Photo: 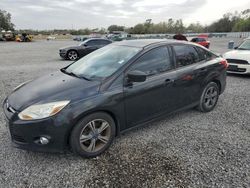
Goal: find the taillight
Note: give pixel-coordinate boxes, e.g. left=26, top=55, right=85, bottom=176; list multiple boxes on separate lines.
left=220, top=60, right=228, bottom=69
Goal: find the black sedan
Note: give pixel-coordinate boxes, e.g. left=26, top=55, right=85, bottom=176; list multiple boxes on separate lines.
left=3, top=39, right=227, bottom=158
left=59, top=38, right=112, bottom=60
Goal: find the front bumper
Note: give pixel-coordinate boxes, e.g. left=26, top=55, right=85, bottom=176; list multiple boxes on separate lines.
left=3, top=99, right=72, bottom=153
left=59, top=51, right=67, bottom=59
left=227, top=63, right=250, bottom=75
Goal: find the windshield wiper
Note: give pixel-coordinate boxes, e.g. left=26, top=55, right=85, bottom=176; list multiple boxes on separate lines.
left=238, top=48, right=249, bottom=50
left=61, top=68, right=90, bottom=81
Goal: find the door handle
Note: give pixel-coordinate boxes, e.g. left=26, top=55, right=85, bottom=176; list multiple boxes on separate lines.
left=197, top=68, right=207, bottom=73
left=165, top=79, right=174, bottom=85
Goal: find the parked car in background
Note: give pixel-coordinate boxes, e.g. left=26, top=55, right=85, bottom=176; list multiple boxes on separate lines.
left=59, top=38, right=112, bottom=60
left=73, top=36, right=88, bottom=41
left=223, top=37, right=250, bottom=75
left=0, top=34, right=5, bottom=41
left=47, top=36, right=56, bottom=40
left=191, top=37, right=210, bottom=48
left=107, top=31, right=129, bottom=41
left=3, top=39, right=227, bottom=158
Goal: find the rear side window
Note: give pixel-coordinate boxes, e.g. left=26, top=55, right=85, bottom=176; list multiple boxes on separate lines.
left=86, top=40, right=100, bottom=46
left=130, top=46, right=173, bottom=76
left=100, top=40, right=111, bottom=45
left=173, top=45, right=199, bottom=67
left=196, top=47, right=216, bottom=61
left=197, top=38, right=206, bottom=42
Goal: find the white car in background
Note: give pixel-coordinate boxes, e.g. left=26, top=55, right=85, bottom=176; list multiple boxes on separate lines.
left=223, top=38, right=250, bottom=75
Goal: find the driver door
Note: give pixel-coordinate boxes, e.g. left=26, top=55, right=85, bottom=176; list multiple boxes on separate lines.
left=123, top=46, right=178, bottom=128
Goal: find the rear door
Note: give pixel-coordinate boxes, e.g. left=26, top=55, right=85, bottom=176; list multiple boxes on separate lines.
left=124, top=46, right=178, bottom=127
left=99, top=40, right=111, bottom=48
left=171, top=44, right=209, bottom=108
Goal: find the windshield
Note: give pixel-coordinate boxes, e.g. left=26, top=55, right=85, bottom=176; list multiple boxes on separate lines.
left=65, top=45, right=141, bottom=80
left=238, top=40, right=250, bottom=50
left=79, top=41, right=86, bottom=46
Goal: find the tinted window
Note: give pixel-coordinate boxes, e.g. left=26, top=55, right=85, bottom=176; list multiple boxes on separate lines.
left=66, top=45, right=141, bottom=79
left=100, top=40, right=111, bottom=45
left=130, top=46, right=173, bottom=76
left=191, top=38, right=197, bottom=42
left=196, top=47, right=216, bottom=61
left=173, top=45, right=199, bottom=67
left=86, top=40, right=100, bottom=46
left=197, top=38, right=206, bottom=42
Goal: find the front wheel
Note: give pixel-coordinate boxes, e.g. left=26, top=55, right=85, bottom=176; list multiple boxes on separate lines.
left=67, top=50, right=78, bottom=60
left=197, top=82, right=219, bottom=112
left=70, top=112, right=116, bottom=158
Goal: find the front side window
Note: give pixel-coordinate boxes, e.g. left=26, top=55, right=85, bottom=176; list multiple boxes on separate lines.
left=65, top=45, right=141, bottom=80
left=129, top=46, right=173, bottom=76
left=191, top=38, right=198, bottom=42
left=173, top=45, right=199, bottom=67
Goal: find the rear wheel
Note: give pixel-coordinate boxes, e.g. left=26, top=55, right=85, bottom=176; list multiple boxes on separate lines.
left=67, top=50, right=78, bottom=60
left=70, top=112, right=116, bottom=158
left=197, top=82, right=219, bottom=112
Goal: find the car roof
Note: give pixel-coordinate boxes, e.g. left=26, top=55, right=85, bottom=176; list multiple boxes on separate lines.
left=114, top=39, right=191, bottom=48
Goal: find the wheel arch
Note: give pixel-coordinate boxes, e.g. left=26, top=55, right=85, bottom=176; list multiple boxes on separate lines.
left=202, top=72, right=222, bottom=94
left=210, top=79, right=222, bottom=94
left=67, top=49, right=79, bottom=59
left=66, top=109, right=121, bottom=145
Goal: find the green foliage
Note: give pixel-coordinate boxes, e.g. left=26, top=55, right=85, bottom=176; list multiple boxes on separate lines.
left=187, top=22, right=204, bottom=33
left=107, top=25, right=125, bottom=32
left=127, top=19, right=185, bottom=34
left=233, top=18, right=250, bottom=31
left=0, top=9, right=15, bottom=30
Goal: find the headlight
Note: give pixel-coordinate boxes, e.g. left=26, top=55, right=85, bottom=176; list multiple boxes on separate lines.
left=18, top=101, right=70, bottom=120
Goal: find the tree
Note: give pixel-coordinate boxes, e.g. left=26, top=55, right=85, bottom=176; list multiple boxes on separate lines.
left=133, top=24, right=146, bottom=34
left=207, top=12, right=240, bottom=32
left=0, top=9, right=15, bottom=31
left=173, top=19, right=185, bottom=33
left=107, top=25, right=124, bottom=33
left=187, top=22, right=204, bottom=33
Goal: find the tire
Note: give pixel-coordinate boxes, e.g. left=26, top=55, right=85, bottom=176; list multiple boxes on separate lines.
left=67, top=50, right=78, bottom=60
left=197, top=82, right=219, bottom=112
left=70, top=112, right=116, bottom=158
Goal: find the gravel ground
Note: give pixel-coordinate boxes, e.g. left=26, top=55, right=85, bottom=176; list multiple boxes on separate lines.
left=0, top=38, right=250, bottom=188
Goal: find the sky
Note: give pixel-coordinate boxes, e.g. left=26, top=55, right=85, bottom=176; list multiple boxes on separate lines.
left=0, top=0, right=250, bottom=30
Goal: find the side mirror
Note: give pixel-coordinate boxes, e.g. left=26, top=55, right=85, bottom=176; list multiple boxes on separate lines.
left=83, top=43, right=88, bottom=47
left=127, top=70, right=146, bottom=83
left=234, top=46, right=238, bottom=49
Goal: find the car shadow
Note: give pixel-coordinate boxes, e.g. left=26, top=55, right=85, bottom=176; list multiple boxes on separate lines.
left=227, top=73, right=250, bottom=78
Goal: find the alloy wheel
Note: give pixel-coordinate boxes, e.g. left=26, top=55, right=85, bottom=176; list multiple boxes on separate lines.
left=203, top=86, right=218, bottom=108
left=68, top=51, right=78, bottom=60
left=79, top=119, right=111, bottom=153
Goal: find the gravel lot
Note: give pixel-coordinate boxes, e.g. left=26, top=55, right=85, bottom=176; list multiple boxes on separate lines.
left=0, top=38, right=249, bottom=188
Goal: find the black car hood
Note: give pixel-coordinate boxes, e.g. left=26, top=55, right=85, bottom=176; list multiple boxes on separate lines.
left=8, top=71, right=100, bottom=111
